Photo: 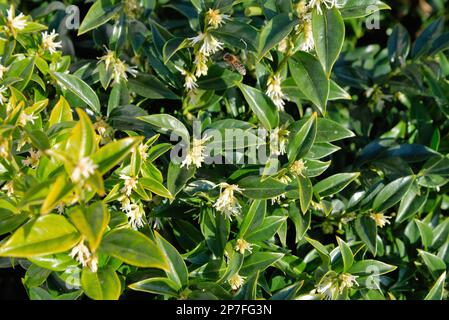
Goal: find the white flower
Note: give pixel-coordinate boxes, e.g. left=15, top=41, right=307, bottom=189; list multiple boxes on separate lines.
left=213, top=183, right=243, bottom=220
left=181, top=136, right=210, bottom=168
left=2, top=181, right=14, bottom=197
left=338, top=273, right=359, bottom=293
left=205, top=8, right=230, bottom=29
left=0, top=86, right=7, bottom=105
left=229, top=273, right=245, bottom=290
left=41, top=30, right=62, bottom=54
left=119, top=174, right=138, bottom=197
left=300, top=17, right=314, bottom=52
left=70, top=240, right=98, bottom=272
left=235, top=239, right=253, bottom=255
left=370, top=213, right=391, bottom=228
left=18, top=112, right=38, bottom=126
left=6, top=6, right=27, bottom=32
left=270, top=127, right=290, bottom=156
left=194, top=53, right=209, bottom=77
left=120, top=197, right=145, bottom=230
left=176, top=66, right=198, bottom=92
left=22, top=149, right=42, bottom=169
left=98, top=49, right=116, bottom=70
left=266, top=74, right=286, bottom=112
left=308, top=0, right=343, bottom=15
left=290, top=159, right=306, bottom=176
left=112, top=59, right=138, bottom=84
left=71, top=157, right=98, bottom=183
left=190, top=32, right=224, bottom=57
left=0, top=64, right=9, bottom=79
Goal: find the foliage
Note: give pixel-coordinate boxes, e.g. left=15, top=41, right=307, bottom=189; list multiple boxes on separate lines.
left=0, top=0, right=449, bottom=300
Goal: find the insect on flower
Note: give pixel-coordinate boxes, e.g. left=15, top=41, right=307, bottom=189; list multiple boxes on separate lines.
left=223, top=53, right=246, bottom=76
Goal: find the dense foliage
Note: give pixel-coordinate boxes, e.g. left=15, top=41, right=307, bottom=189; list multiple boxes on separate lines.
left=0, top=0, right=449, bottom=300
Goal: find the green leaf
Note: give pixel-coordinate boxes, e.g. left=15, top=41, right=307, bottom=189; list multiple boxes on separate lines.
left=257, top=13, right=298, bottom=60
left=154, top=231, right=188, bottom=287
left=238, top=200, right=266, bottom=239
left=140, top=177, right=173, bottom=199
left=128, top=277, right=180, bottom=297
left=92, top=136, right=142, bottom=174
left=167, top=162, right=196, bottom=198
left=289, top=52, right=329, bottom=114
left=128, top=74, right=179, bottom=100
left=0, top=209, right=29, bottom=236
left=78, top=0, right=123, bottom=35
left=138, top=114, right=190, bottom=142
left=48, top=96, right=73, bottom=128
left=200, top=207, right=230, bottom=257
left=162, top=37, right=190, bottom=64
left=40, top=176, right=75, bottom=214
left=396, top=188, right=428, bottom=223
left=81, top=267, right=121, bottom=300
left=355, top=216, right=377, bottom=256
left=315, top=118, right=355, bottom=143
left=237, top=83, right=279, bottom=130
left=373, top=176, right=414, bottom=212
left=288, top=203, right=311, bottom=242
left=287, top=113, right=317, bottom=163
left=51, top=72, right=101, bottom=114
left=312, top=7, right=345, bottom=78
left=69, top=202, right=110, bottom=251
left=297, top=175, right=313, bottom=214
left=239, top=252, right=284, bottom=276
left=197, top=65, right=243, bottom=90
left=0, top=215, right=80, bottom=257
left=340, top=0, right=391, bottom=19
left=349, top=260, right=396, bottom=276
left=245, top=216, right=287, bottom=242
left=387, top=24, right=411, bottom=68
left=239, top=176, right=287, bottom=199
left=414, top=220, right=433, bottom=250
left=305, top=237, right=330, bottom=265
left=314, top=172, right=360, bottom=197
left=418, top=250, right=447, bottom=279
left=100, top=229, right=169, bottom=270
left=425, top=271, right=446, bottom=300
left=336, top=237, right=354, bottom=272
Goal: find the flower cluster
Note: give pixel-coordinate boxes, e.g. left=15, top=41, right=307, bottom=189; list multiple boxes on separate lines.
left=98, top=49, right=138, bottom=85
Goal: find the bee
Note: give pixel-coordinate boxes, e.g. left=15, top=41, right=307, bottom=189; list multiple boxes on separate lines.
left=223, top=53, right=246, bottom=76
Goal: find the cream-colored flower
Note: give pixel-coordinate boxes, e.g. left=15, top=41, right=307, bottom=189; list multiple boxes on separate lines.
left=71, top=157, right=98, bottom=183
left=2, top=181, right=14, bottom=197
left=94, top=117, right=114, bottom=144
left=120, top=197, right=145, bottom=230
left=0, top=139, right=8, bottom=158
left=300, top=17, right=314, bottom=52
left=98, top=49, right=116, bottom=70
left=213, top=183, right=243, bottom=220
left=176, top=66, right=198, bottom=92
left=308, top=0, right=343, bottom=15
left=290, top=159, right=306, bottom=176
left=190, top=32, right=224, bottom=57
left=295, top=0, right=309, bottom=17
left=41, top=30, right=62, bottom=54
left=205, top=8, right=230, bottom=29
left=0, top=86, right=7, bottom=105
left=194, top=53, right=209, bottom=77
left=0, top=64, right=9, bottom=79
left=229, top=273, right=245, bottom=290
left=70, top=239, right=98, bottom=272
left=6, top=6, right=27, bottom=33
left=112, top=59, right=138, bottom=84
left=22, top=149, right=42, bottom=169
left=370, top=213, right=391, bottom=228
left=181, top=136, right=210, bottom=168
left=266, top=74, right=286, bottom=111
left=270, top=127, right=290, bottom=156
left=235, top=239, right=253, bottom=255
left=18, top=112, right=38, bottom=126
left=119, top=174, right=138, bottom=197
left=134, top=143, right=148, bottom=160
left=338, top=273, right=359, bottom=293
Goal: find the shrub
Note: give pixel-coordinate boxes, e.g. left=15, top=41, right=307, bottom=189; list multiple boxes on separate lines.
left=0, top=0, right=448, bottom=300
